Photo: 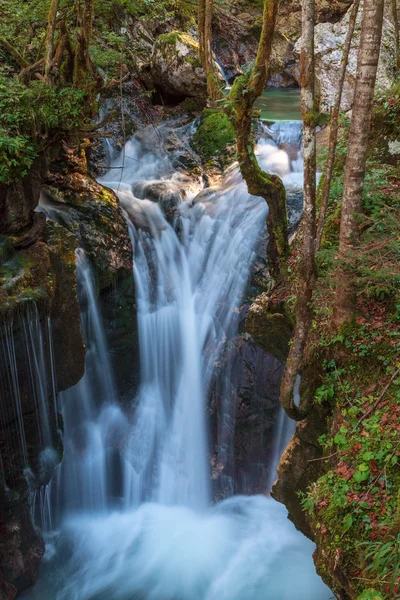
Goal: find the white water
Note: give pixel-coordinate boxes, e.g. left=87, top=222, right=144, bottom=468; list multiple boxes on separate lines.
left=25, top=118, right=331, bottom=599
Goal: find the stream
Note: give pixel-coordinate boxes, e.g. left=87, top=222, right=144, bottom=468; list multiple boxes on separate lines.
left=25, top=99, right=332, bottom=599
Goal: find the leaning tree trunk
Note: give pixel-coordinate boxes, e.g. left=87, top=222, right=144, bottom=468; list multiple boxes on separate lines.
left=315, top=0, right=360, bottom=251
left=279, top=0, right=317, bottom=421
left=228, top=0, right=289, bottom=281
left=334, top=0, right=385, bottom=328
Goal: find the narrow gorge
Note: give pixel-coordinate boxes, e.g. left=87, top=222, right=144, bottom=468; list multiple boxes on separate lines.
left=0, top=1, right=399, bottom=600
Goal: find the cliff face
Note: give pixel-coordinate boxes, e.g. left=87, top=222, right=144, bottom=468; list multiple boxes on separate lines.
left=0, top=137, right=132, bottom=596
left=0, top=223, right=85, bottom=597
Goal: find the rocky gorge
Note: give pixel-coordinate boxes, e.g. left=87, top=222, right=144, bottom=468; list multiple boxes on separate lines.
left=0, top=0, right=399, bottom=599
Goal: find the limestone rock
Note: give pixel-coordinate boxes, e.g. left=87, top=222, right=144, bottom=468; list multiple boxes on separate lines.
left=151, top=31, right=222, bottom=100
left=297, top=4, right=396, bottom=111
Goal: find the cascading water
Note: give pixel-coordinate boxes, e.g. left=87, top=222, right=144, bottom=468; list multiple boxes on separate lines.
left=25, top=114, right=332, bottom=599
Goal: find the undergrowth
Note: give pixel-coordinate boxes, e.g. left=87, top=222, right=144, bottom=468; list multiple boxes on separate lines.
left=300, top=84, right=400, bottom=600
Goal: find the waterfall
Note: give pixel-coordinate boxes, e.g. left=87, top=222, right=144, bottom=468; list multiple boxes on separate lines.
left=50, top=248, right=123, bottom=517
left=23, top=117, right=331, bottom=600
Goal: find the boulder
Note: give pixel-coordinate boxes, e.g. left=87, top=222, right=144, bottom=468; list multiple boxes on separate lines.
left=300, top=3, right=396, bottom=111
left=40, top=146, right=132, bottom=290
left=210, top=333, right=285, bottom=499
left=151, top=31, right=222, bottom=100
left=0, top=504, right=44, bottom=595
left=132, top=180, right=185, bottom=223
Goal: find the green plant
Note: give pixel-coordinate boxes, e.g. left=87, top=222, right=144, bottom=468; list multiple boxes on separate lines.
left=360, top=535, right=400, bottom=596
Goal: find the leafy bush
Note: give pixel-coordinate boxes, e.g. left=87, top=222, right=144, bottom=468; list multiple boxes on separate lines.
left=374, top=82, right=400, bottom=138
left=0, top=74, right=87, bottom=183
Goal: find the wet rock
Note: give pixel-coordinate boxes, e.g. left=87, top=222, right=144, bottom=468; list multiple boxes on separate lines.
left=210, top=333, right=285, bottom=499
left=245, top=293, right=294, bottom=363
left=0, top=145, right=59, bottom=237
left=0, top=504, right=44, bottom=595
left=89, top=78, right=162, bottom=177
left=271, top=407, right=329, bottom=538
left=0, top=580, right=17, bottom=600
left=41, top=147, right=132, bottom=290
left=132, top=180, right=185, bottom=223
left=151, top=31, right=222, bottom=100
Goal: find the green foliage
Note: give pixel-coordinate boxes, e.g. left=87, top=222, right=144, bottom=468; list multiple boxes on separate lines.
left=357, top=591, right=384, bottom=600
left=360, top=535, right=400, bottom=596
left=0, top=73, right=87, bottom=183
left=373, top=82, right=400, bottom=138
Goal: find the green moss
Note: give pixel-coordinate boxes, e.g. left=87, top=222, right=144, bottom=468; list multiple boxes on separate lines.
left=157, top=30, right=197, bottom=49
left=185, top=56, right=201, bottom=69
left=191, top=109, right=235, bottom=161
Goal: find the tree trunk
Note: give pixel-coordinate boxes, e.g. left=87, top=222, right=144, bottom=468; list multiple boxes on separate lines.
left=204, top=0, right=222, bottom=100
left=315, top=0, right=360, bottom=251
left=334, top=0, right=385, bottom=328
left=197, top=0, right=289, bottom=280
left=279, top=0, right=317, bottom=421
left=248, top=0, right=280, bottom=101
left=198, top=0, right=206, bottom=67
left=198, top=0, right=222, bottom=101
left=392, top=0, right=400, bottom=72
left=228, top=0, right=289, bottom=281
left=44, top=0, right=59, bottom=82
left=73, top=0, right=95, bottom=87
left=231, top=94, right=289, bottom=280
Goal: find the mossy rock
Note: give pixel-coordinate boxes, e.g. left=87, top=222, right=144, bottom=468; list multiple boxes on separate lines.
left=191, top=109, right=236, bottom=172
left=42, top=171, right=132, bottom=291
left=151, top=31, right=222, bottom=100
left=245, top=291, right=294, bottom=363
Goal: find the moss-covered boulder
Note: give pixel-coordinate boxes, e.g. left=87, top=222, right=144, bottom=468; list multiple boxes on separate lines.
left=41, top=147, right=132, bottom=290
left=191, top=109, right=236, bottom=174
left=151, top=31, right=222, bottom=100
left=245, top=292, right=294, bottom=363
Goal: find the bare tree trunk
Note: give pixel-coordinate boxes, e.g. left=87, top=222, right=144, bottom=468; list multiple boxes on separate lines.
left=279, top=0, right=317, bottom=421
left=44, top=0, right=59, bottom=82
left=204, top=0, right=222, bottom=100
left=198, top=0, right=222, bottom=100
left=315, top=0, right=360, bottom=251
left=334, top=0, right=385, bottom=328
left=228, top=0, right=289, bottom=281
left=74, top=0, right=95, bottom=87
left=392, top=0, right=400, bottom=72
left=198, top=0, right=206, bottom=67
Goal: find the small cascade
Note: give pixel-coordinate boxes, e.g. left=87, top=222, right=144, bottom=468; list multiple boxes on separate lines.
left=266, top=120, right=303, bottom=146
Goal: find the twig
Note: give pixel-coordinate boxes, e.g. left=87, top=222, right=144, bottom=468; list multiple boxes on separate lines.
left=352, top=368, right=400, bottom=431
left=307, top=451, right=339, bottom=463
